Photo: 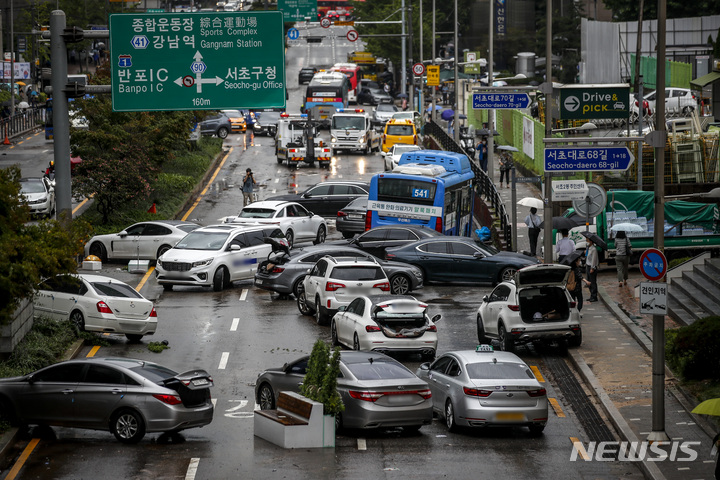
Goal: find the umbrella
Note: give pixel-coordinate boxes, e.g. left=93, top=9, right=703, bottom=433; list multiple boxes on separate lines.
left=426, top=105, right=443, bottom=113
left=396, top=93, right=408, bottom=99
left=560, top=250, right=582, bottom=266
left=581, top=231, right=607, bottom=250
left=477, top=128, right=499, bottom=137
left=30, top=91, right=37, bottom=96
left=497, top=145, right=519, bottom=152
left=17, top=101, right=29, bottom=109
left=16, top=81, right=26, bottom=86
left=540, top=216, right=581, bottom=230
left=691, top=398, right=720, bottom=416
left=610, top=222, right=644, bottom=232
left=517, top=197, right=543, bottom=209
left=441, top=109, right=455, bottom=121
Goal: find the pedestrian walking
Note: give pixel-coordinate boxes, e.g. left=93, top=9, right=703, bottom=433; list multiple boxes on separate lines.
left=585, top=238, right=599, bottom=302
left=712, top=431, right=720, bottom=479
left=614, top=230, right=632, bottom=286
left=569, top=256, right=590, bottom=312
left=499, top=152, right=512, bottom=188
left=244, top=111, right=255, bottom=148
left=524, top=207, right=542, bottom=257
left=241, top=168, right=256, bottom=206
left=556, top=229, right=575, bottom=263
left=477, top=139, right=488, bottom=172
left=441, top=84, right=448, bottom=104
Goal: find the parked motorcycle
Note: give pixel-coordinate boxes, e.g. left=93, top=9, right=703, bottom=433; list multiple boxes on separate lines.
left=458, top=126, right=476, bottom=159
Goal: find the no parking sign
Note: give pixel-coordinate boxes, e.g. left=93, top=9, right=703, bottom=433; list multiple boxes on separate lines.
left=639, top=248, right=667, bottom=281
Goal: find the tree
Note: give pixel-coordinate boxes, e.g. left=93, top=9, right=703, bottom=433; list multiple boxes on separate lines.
left=300, top=340, right=345, bottom=417
left=0, top=166, right=90, bottom=326
left=602, top=0, right=720, bottom=21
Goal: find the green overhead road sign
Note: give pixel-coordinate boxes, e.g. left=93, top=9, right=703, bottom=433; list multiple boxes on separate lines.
left=110, top=12, right=286, bottom=112
left=278, top=0, right=318, bottom=22
left=558, top=85, right=630, bottom=120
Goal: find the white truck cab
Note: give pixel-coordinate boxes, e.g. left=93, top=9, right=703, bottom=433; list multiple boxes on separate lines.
left=330, top=108, right=381, bottom=155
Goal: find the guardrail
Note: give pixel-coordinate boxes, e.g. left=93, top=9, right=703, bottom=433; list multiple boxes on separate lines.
left=0, top=108, right=44, bottom=140
left=425, top=120, right=513, bottom=250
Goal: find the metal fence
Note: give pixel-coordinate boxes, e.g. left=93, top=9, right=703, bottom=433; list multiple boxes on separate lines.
left=0, top=108, right=44, bottom=140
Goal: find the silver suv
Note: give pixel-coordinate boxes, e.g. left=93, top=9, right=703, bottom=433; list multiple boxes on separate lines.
left=297, top=256, right=390, bottom=325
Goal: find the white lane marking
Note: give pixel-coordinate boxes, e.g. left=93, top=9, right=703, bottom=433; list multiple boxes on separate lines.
left=272, top=189, right=277, bottom=194
left=357, top=438, right=367, bottom=450
left=212, top=398, right=218, bottom=408
left=275, top=178, right=279, bottom=183
left=185, top=458, right=200, bottom=480
left=231, top=317, right=240, bottom=331
left=239, top=289, right=248, bottom=301
left=218, top=352, right=230, bottom=370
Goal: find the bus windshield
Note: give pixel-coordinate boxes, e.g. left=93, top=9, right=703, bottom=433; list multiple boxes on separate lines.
left=377, top=177, right=437, bottom=206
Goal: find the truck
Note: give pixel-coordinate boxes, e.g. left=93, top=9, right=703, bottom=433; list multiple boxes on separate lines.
left=346, top=51, right=387, bottom=82
left=553, top=190, right=720, bottom=263
left=275, top=114, right=332, bottom=169
left=329, top=108, right=381, bottom=155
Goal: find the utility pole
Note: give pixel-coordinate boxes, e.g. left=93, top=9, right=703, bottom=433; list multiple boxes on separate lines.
left=400, top=0, right=406, bottom=98
left=452, top=0, right=458, bottom=142
left=542, top=0, right=554, bottom=263
left=486, top=0, right=494, bottom=181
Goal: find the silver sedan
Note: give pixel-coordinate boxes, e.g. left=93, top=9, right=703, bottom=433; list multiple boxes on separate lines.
left=416, top=347, right=548, bottom=434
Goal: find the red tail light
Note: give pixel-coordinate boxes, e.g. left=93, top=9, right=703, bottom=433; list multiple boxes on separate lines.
left=96, top=301, right=112, bottom=314
left=527, top=388, right=547, bottom=397
left=434, top=217, right=443, bottom=233
left=149, top=307, right=157, bottom=318
left=507, top=305, right=520, bottom=312
left=153, top=394, right=183, bottom=405
left=365, top=210, right=372, bottom=231
left=365, top=325, right=381, bottom=332
left=569, top=301, right=577, bottom=309
left=373, top=282, right=390, bottom=292
left=349, top=389, right=432, bottom=402
left=463, top=387, right=492, bottom=397
left=413, top=134, right=418, bottom=145
left=326, top=281, right=345, bottom=291
left=337, top=211, right=348, bottom=217
left=385, top=253, right=395, bottom=260
left=427, top=325, right=437, bottom=332
left=270, top=266, right=285, bottom=273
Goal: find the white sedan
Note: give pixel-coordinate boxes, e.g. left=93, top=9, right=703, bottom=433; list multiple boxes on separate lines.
left=381, top=143, right=422, bottom=171
left=330, top=295, right=441, bottom=360
left=19, top=177, right=55, bottom=218
left=33, top=274, right=157, bottom=342
left=84, top=220, right=200, bottom=262
left=220, top=200, right=327, bottom=248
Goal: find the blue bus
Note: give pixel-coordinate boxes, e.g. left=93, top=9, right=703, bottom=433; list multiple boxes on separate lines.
left=303, top=72, right=350, bottom=126
left=366, top=150, right=475, bottom=235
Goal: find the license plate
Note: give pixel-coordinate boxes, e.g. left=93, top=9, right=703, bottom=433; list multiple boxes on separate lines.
left=496, top=412, right=524, bottom=421
left=192, top=378, right=209, bottom=386
left=348, top=214, right=362, bottom=219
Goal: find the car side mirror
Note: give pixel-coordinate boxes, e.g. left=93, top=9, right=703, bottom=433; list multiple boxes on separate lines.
left=302, top=193, right=311, bottom=198
left=483, top=295, right=489, bottom=303
left=338, top=305, right=347, bottom=312
left=473, top=252, right=485, bottom=259
left=118, top=230, right=128, bottom=237
left=380, top=152, right=386, bottom=157
left=229, top=244, right=242, bottom=251
left=418, top=363, right=430, bottom=371
left=27, top=374, right=35, bottom=384
left=431, top=314, right=441, bottom=323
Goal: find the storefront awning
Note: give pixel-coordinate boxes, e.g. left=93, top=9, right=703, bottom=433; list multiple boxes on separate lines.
left=690, top=71, right=720, bottom=89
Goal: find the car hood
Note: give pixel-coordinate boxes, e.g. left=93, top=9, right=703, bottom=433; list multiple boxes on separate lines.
left=21, top=192, right=49, bottom=201
left=159, top=248, right=222, bottom=262
left=515, top=264, right=570, bottom=288
left=492, top=251, right=541, bottom=265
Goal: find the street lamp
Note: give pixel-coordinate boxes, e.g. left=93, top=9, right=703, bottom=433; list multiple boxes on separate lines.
left=551, top=122, right=598, bottom=134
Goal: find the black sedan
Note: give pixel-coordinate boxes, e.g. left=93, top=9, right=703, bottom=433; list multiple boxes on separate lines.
left=253, top=109, right=282, bottom=137
left=330, top=225, right=444, bottom=258
left=254, top=243, right=423, bottom=296
left=266, top=181, right=369, bottom=218
left=385, top=237, right=540, bottom=285
left=357, top=87, right=393, bottom=106
left=298, top=67, right=318, bottom=85
left=336, top=196, right=368, bottom=239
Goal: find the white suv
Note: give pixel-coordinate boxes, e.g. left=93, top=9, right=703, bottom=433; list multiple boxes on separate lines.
left=156, top=225, right=283, bottom=292
left=297, top=256, right=391, bottom=325
left=632, top=88, right=697, bottom=117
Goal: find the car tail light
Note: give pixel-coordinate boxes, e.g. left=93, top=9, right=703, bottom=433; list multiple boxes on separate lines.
left=153, top=394, right=183, bottom=405
left=149, top=307, right=157, bottom=318
left=365, top=325, right=381, bottom=332
left=365, top=210, right=372, bottom=231
left=510, top=327, right=526, bottom=334
left=463, top=387, right=492, bottom=397
left=569, top=301, right=577, bottom=309
left=434, top=217, right=443, bottom=233
left=337, top=211, right=347, bottom=217
left=507, top=305, right=520, bottom=311
left=413, top=134, right=418, bottom=145
left=373, top=282, right=390, bottom=291
left=96, top=301, right=113, bottom=314
left=385, top=253, right=395, bottom=260
left=270, top=266, right=285, bottom=273
left=527, top=388, right=547, bottom=397
left=349, top=389, right=432, bottom=402
left=326, top=281, right=345, bottom=291
left=427, top=325, right=437, bottom=332
left=349, top=390, right=384, bottom=402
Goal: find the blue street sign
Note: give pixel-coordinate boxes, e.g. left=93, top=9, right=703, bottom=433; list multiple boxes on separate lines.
left=472, top=92, right=530, bottom=109
left=288, top=28, right=300, bottom=40
left=544, top=146, right=635, bottom=172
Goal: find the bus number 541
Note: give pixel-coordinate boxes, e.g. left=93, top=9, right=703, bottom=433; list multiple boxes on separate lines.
left=412, top=188, right=429, bottom=198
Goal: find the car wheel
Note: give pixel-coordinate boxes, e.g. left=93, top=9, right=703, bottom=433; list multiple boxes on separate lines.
left=162, top=284, right=173, bottom=291
left=477, top=313, right=488, bottom=343
left=217, top=127, right=229, bottom=139
left=568, top=328, right=583, bottom=347
left=285, top=230, right=294, bottom=249
left=353, top=333, right=360, bottom=351
left=529, top=424, right=545, bottom=436
left=390, top=274, right=411, bottom=295
left=331, top=320, right=339, bottom=346
left=292, top=276, right=306, bottom=298
left=444, top=399, right=458, bottom=432
left=277, top=157, right=284, bottom=164
left=156, top=245, right=172, bottom=260
left=258, top=383, right=275, bottom=410
left=89, top=242, right=107, bottom=263
left=70, top=310, right=85, bottom=332
left=498, top=323, right=515, bottom=352
left=125, top=334, right=143, bottom=342
left=111, top=409, right=146, bottom=444
left=499, top=267, right=517, bottom=283
left=212, top=267, right=227, bottom=292
left=682, top=106, right=695, bottom=115
left=297, top=290, right=313, bottom=316
left=313, top=225, right=326, bottom=245
left=315, top=297, right=328, bottom=325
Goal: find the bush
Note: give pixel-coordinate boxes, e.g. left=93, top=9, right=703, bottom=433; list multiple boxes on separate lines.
left=300, top=340, right=345, bottom=417
left=669, top=257, right=692, bottom=269
left=666, top=316, right=720, bottom=380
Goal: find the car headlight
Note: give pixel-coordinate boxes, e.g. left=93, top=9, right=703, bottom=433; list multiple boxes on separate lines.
left=412, top=268, right=423, bottom=279
left=331, top=136, right=337, bottom=143
left=192, top=258, right=214, bottom=268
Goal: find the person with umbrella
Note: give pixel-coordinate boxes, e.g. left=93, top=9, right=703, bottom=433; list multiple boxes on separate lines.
left=524, top=207, right=542, bottom=257
left=498, top=151, right=513, bottom=188
left=614, top=230, right=632, bottom=287
left=585, top=237, right=599, bottom=302
left=556, top=229, right=575, bottom=263
left=562, top=251, right=589, bottom=311
left=476, top=138, right=488, bottom=172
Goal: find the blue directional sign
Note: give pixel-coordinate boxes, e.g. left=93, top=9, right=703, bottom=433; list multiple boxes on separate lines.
left=544, top=146, right=635, bottom=172
left=472, top=93, right=530, bottom=109
left=288, top=28, right=299, bottom=40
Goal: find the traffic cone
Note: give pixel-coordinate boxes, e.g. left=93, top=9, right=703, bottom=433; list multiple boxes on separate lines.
left=148, top=203, right=157, bottom=214
left=3, top=124, right=10, bottom=145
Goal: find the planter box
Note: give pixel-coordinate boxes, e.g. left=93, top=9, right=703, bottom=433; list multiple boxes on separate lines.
left=254, top=392, right=335, bottom=448
left=322, top=414, right=335, bottom=448
left=0, top=299, right=34, bottom=354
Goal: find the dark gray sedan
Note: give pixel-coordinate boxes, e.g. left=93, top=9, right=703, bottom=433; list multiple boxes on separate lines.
left=336, top=196, right=368, bottom=238
left=0, top=357, right=214, bottom=443
left=255, top=351, right=433, bottom=431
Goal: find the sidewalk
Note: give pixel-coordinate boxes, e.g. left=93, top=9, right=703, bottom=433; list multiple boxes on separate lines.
left=492, top=158, right=717, bottom=479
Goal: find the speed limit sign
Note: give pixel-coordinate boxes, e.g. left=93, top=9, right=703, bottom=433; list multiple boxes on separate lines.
left=321, top=18, right=331, bottom=28
left=412, top=63, right=426, bottom=76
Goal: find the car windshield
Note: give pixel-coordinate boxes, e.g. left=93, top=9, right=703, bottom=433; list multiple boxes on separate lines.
left=475, top=242, right=499, bottom=255
left=20, top=181, right=46, bottom=194
left=90, top=281, right=144, bottom=299
left=331, top=266, right=384, bottom=281
left=466, top=362, right=535, bottom=380
left=393, top=145, right=420, bottom=155
left=345, top=360, right=416, bottom=380
left=257, top=112, right=280, bottom=123
left=239, top=208, right=275, bottom=218
left=376, top=104, right=397, bottom=112
left=175, top=231, right=229, bottom=250
left=387, top=125, right=414, bottom=135
left=130, top=363, right=178, bottom=384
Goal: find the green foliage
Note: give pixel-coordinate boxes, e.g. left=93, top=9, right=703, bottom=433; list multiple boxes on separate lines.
left=668, top=257, right=691, bottom=269
left=601, top=0, right=720, bottom=21
left=0, top=166, right=91, bottom=326
left=0, top=318, right=79, bottom=378
left=148, top=342, right=170, bottom=353
left=300, top=340, right=345, bottom=417
left=665, top=316, right=720, bottom=380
